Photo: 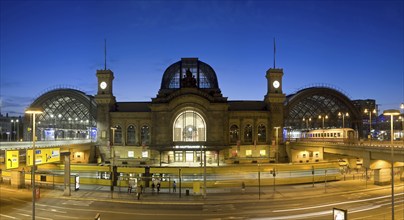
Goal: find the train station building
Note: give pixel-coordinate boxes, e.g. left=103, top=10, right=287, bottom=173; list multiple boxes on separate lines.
left=26, top=58, right=364, bottom=166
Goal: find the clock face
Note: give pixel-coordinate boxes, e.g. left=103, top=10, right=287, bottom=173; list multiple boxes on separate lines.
left=100, top=81, right=107, bottom=90
left=273, top=80, right=280, bottom=89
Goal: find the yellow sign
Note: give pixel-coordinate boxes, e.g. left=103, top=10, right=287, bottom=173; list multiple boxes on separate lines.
left=6, top=150, right=19, bottom=169
left=46, top=148, right=60, bottom=163
left=26, top=147, right=60, bottom=166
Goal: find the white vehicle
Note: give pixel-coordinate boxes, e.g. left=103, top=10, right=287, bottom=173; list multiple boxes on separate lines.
left=300, top=128, right=358, bottom=144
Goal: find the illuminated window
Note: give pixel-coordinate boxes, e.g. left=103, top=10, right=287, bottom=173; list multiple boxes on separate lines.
left=114, top=125, right=122, bottom=144
left=244, top=124, right=253, bottom=143
left=173, top=110, right=206, bottom=142
left=127, top=125, right=136, bottom=145
left=141, top=125, right=150, bottom=145
left=246, top=150, right=252, bottom=157
left=229, top=125, right=239, bottom=143
left=258, top=124, right=266, bottom=142
left=174, top=151, right=183, bottom=162
left=260, top=150, right=266, bottom=157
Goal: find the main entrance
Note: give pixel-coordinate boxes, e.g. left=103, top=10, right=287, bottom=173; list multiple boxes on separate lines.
left=170, top=110, right=207, bottom=165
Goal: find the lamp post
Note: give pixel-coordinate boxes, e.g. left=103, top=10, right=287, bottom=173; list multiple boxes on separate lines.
left=16, top=119, right=19, bottom=141
left=51, top=115, right=56, bottom=141
left=400, top=103, right=404, bottom=145
left=318, top=115, right=328, bottom=129
left=364, top=109, right=376, bottom=143
left=58, top=114, right=62, bottom=140
left=303, top=117, right=311, bottom=129
left=272, top=167, right=276, bottom=193
left=311, top=166, right=315, bottom=187
left=258, top=163, right=261, bottom=200
left=274, top=127, right=280, bottom=163
left=383, top=109, right=400, bottom=220
left=110, top=127, right=117, bottom=199
left=338, top=112, right=349, bottom=128
left=26, top=108, right=43, bottom=220
left=11, top=119, right=15, bottom=141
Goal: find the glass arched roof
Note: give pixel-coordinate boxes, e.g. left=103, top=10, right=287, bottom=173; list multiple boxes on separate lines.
left=160, top=58, right=219, bottom=90
left=27, top=88, right=97, bottom=128
left=285, top=87, right=362, bottom=130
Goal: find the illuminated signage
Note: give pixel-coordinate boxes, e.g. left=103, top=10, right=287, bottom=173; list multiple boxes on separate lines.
left=6, top=150, right=19, bottom=169
left=333, top=208, right=347, bottom=220
left=75, top=175, right=80, bottom=191
left=26, top=147, right=60, bottom=166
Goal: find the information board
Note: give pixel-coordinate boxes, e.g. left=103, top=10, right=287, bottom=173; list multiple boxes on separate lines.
left=26, top=147, right=60, bottom=166
left=6, top=150, right=19, bottom=169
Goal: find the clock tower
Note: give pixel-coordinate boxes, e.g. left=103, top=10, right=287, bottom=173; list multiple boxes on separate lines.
left=95, top=69, right=116, bottom=144
left=264, top=68, right=286, bottom=162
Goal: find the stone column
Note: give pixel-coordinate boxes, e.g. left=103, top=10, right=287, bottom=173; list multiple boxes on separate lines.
left=63, top=152, right=71, bottom=196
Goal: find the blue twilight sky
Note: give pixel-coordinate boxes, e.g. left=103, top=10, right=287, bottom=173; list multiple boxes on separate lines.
left=1, top=0, right=403, bottom=116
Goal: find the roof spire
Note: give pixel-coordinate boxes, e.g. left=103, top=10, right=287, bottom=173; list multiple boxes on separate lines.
left=273, top=37, right=276, bottom=68
left=104, top=38, right=107, bottom=70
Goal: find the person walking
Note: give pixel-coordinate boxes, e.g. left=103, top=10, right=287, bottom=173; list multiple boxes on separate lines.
left=157, top=182, right=161, bottom=194
left=241, top=181, right=245, bottom=193
left=173, top=181, right=176, bottom=192
left=151, top=182, right=155, bottom=194
left=136, top=184, right=141, bottom=200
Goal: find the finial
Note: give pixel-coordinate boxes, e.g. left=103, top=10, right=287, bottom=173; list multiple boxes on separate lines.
left=104, top=39, right=107, bottom=70
left=273, top=38, right=276, bottom=68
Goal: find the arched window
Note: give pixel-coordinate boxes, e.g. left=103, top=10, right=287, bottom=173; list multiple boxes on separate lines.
left=127, top=125, right=136, bottom=145
left=114, top=125, right=122, bottom=145
left=258, top=124, right=266, bottom=142
left=141, top=125, right=150, bottom=145
left=229, top=125, right=239, bottom=143
left=173, top=110, right=206, bottom=142
left=244, top=124, right=252, bottom=143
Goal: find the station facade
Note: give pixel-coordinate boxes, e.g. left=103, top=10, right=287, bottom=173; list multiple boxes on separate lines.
left=25, top=57, right=365, bottom=166
left=95, top=58, right=285, bottom=166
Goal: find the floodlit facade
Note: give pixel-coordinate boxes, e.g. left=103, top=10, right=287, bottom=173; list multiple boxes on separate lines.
left=95, top=58, right=285, bottom=166
left=25, top=58, right=364, bottom=166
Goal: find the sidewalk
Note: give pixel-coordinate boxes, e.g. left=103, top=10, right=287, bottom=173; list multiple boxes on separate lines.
left=31, top=178, right=404, bottom=205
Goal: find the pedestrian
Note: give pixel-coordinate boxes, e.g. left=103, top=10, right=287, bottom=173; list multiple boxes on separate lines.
left=128, top=184, right=132, bottom=193
left=173, top=181, right=176, bottom=192
left=136, top=184, right=141, bottom=200
left=140, top=184, right=143, bottom=193
left=241, top=181, right=245, bottom=193
left=151, top=182, right=155, bottom=193
left=157, top=182, right=161, bottom=194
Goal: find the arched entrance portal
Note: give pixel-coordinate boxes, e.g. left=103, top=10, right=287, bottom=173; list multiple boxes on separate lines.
left=170, top=109, right=211, bottom=166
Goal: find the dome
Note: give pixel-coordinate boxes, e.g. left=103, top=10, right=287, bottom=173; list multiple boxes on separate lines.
left=160, top=58, right=219, bottom=90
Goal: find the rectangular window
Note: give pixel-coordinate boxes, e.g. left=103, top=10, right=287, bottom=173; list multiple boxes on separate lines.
left=185, top=151, right=193, bottom=162
left=246, top=150, right=252, bottom=157
left=260, top=150, right=266, bottom=157
left=175, top=151, right=183, bottom=162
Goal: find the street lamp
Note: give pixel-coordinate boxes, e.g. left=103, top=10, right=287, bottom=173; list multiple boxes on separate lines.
left=383, top=109, right=400, bottom=220
left=258, top=163, right=261, bottom=200
left=58, top=114, right=62, bottom=140
left=274, top=127, right=280, bottom=163
left=364, top=109, right=376, bottom=141
left=11, top=119, right=16, bottom=141
left=16, top=119, right=19, bottom=141
left=338, top=112, right=349, bottom=128
left=51, top=114, right=56, bottom=141
left=110, top=126, right=117, bottom=199
left=303, top=117, right=311, bottom=129
left=400, top=103, right=404, bottom=144
left=25, top=108, right=43, bottom=220
left=318, top=115, right=328, bottom=129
